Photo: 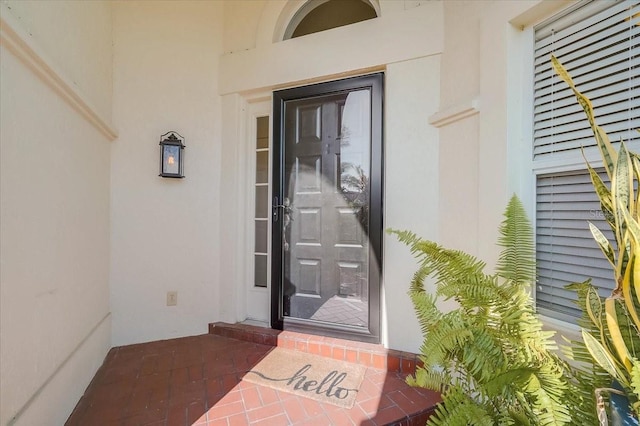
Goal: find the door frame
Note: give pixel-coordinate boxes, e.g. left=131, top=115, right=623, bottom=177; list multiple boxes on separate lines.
left=271, top=73, right=383, bottom=343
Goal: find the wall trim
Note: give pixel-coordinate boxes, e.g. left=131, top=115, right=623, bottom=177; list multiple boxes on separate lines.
left=222, top=1, right=443, bottom=95
left=0, top=3, right=118, bottom=141
left=7, top=312, right=112, bottom=426
left=428, top=98, right=480, bottom=128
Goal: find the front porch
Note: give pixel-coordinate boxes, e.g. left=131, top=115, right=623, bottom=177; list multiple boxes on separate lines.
left=65, top=323, right=441, bottom=425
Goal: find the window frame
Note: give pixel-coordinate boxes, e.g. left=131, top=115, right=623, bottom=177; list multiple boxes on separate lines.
left=528, top=0, right=640, bottom=324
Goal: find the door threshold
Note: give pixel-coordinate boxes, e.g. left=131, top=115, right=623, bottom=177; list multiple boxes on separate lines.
left=208, top=321, right=421, bottom=376
left=240, top=318, right=269, bottom=328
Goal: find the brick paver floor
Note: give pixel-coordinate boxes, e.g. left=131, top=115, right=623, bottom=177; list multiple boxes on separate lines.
left=65, top=329, right=440, bottom=425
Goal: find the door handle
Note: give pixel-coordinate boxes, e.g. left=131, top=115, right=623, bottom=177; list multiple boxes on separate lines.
left=272, top=197, right=292, bottom=221
left=273, top=196, right=291, bottom=252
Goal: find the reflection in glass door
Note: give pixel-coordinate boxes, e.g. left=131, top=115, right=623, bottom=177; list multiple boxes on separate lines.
left=272, top=74, right=382, bottom=343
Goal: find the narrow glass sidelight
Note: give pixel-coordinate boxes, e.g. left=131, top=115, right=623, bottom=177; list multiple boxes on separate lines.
left=272, top=73, right=383, bottom=343
left=254, top=116, right=270, bottom=288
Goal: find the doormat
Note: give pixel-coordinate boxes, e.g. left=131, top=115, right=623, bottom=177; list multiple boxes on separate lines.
left=243, top=347, right=366, bottom=408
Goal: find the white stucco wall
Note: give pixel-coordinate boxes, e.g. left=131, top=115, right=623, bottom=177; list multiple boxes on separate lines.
left=437, top=0, right=574, bottom=260
left=0, top=1, right=114, bottom=425
left=219, top=0, right=443, bottom=95
left=1, top=0, right=113, bottom=122
left=434, top=0, right=577, bottom=338
left=383, top=57, right=441, bottom=352
left=107, top=0, right=574, bottom=355
left=106, top=0, right=449, bottom=352
left=110, top=0, right=223, bottom=346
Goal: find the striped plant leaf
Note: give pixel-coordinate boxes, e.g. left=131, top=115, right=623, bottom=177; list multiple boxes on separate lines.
left=589, top=223, right=615, bottom=269
left=587, top=162, right=615, bottom=231
left=606, top=297, right=633, bottom=373
left=582, top=329, right=627, bottom=386
left=552, top=56, right=617, bottom=177
left=622, top=256, right=640, bottom=332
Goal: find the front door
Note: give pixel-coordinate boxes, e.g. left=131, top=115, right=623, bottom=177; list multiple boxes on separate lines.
left=272, top=74, right=383, bottom=343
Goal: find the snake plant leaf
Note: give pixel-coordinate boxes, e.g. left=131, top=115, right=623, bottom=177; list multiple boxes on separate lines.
left=622, top=205, right=640, bottom=247
left=632, top=149, right=638, bottom=217
left=622, top=256, right=640, bottom=332
left=584, top=284, right=605, bottom=336
left=587, top=162, right=614, bottom=225
left=550, top=55, right=573, bottom=87
left=634, top=251, right=640, bottom=310
left=634, top=265, right=640, bottom=322
left=590, top=222, right=616, bottom=269
left=582, top=329, right=628, bottom=386
left=595, top=125, right=617, bottom=180
left=631, top=360, right=640, bottom=401
left=552, top=56, right=617, bottom=177
left=617, top=206, right=640, bottom=316
left=614, top=143, right=633, bottom=219
left=605, top=297, right=633, bottom=372
left=614, top=197, right=634, bottom=284
left=633, top=154, right=640, bottom=214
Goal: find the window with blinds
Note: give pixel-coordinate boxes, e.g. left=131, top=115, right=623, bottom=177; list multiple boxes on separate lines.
left=533, top=0, right=640, bottom=322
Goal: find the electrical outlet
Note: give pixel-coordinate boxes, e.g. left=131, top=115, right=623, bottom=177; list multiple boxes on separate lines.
left=166, top=291, right=177, bottom=306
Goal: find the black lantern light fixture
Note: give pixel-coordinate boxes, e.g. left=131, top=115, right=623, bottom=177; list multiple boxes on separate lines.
left=159, top=131, right=185, bottom=178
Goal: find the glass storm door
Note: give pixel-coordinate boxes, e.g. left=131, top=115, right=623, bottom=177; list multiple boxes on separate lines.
left=271, top=74, right=382, bottom=343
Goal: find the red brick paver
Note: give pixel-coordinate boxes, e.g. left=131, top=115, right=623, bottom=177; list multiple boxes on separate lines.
left=66, top=329, right=440, bottom=426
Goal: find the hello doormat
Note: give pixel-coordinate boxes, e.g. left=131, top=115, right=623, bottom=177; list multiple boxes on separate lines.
left=243, top=347, right=366, bottom=408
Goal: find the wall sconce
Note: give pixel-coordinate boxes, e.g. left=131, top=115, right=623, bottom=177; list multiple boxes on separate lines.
left=159, top=131, right=185, bottom=178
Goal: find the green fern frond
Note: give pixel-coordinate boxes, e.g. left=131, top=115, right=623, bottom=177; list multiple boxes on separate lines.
left=527, top=367, right=572, bottom=426
left=441, top=274, right=501, bottom=309
left=462, top=328, right=507, bottom=382
left=392, top=196, right=576, bottom=425
left=427, top=387, right=495, bottom=426
left=407, top=290, right=441, bottom=337
left=496, top=195, right=536, bottom=287
left=505, top=409, right=532, bottom=426
left=410, top=264, right=433, bottom=294
left=418, top=311, right=472, bottom=366
left=483, top=368, right=535, bottom=398
left=407, top=366, right=447, bottom=391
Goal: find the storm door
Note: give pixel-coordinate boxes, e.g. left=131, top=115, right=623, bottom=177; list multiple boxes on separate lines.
left=271, top=74, right=382, bottom=343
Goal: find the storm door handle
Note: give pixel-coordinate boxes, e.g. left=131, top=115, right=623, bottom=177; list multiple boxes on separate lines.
left=272, top=197, right=292, bottom=221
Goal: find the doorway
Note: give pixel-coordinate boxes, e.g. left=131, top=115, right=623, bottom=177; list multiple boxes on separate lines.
left=271, top=74, right=383, bottom=343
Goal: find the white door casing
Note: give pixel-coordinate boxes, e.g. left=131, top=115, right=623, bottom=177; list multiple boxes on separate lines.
left=244, top=98, right=272, bottom=323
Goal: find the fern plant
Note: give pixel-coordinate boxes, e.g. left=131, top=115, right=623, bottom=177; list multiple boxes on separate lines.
left=389, top=195, right=579, bottom=426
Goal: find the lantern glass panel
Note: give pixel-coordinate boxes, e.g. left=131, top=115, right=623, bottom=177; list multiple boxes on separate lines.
left=162, top=145, right=181, bottom=175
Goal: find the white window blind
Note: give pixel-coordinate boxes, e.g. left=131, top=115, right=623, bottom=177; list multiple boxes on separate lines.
left=533, top=0, right=640, bottom=322
left=536, top=170, right=615, bottom=320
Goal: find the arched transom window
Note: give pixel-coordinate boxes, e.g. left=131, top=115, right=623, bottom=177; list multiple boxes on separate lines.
left=285, top=0, right=378, bottom=40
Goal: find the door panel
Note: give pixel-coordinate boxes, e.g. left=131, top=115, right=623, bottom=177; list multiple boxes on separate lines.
left=272, top=74, right=382, bottom=343
left=287, top=96, right=345, bottom=321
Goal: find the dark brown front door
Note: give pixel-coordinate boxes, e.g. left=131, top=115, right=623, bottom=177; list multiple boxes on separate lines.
left=272, top=74, right=383, bottom=343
